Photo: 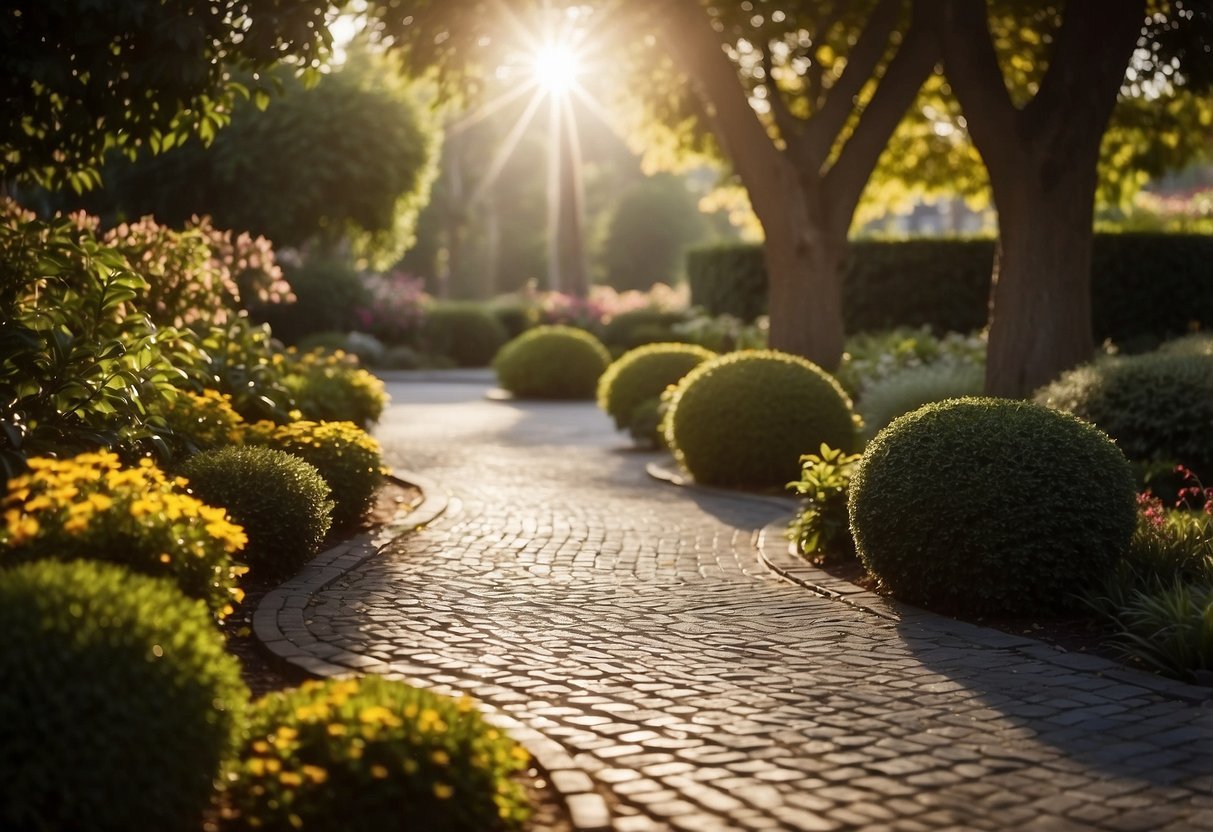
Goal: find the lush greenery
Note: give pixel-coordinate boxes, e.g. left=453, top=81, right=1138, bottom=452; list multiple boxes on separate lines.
left=225, top=676, right=531, bottom=832
left=0, top=559, right=247, bottom=831
left=849, top=398, right=1137, bottom=616
left=0, top=452, right=247, bottom=619
left=663, top=350, right=858, bottom=489
left=857, top=361, right=985, bottom=441
left=787, top=445, right=862, bottom=562
left=601, top=174, right=706, bottom=291
left=1035, top=350, right=1213, bottom=477
left=596, top=343, right=716, bottom=438
left=283, top=350, right=388, bottom=428
left=180, top=446, right=334, bottom=581
left=835, top=327, right=986, bottom=399
left=687, top=236, right=1213, bottom=346
left=417, top=302, right=510, bottom=368
left=493, top=325, right=611, bottom=400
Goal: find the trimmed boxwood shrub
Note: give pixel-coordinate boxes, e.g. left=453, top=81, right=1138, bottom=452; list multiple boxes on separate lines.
left=663, top=350, right=858, bottom=488
left=245, top=420, right=387, bottom=529
left=419, top=302, right=510, bottom=368
left=0, top=559, right=247, bottom=831
left=225, top=676, right=531, bottom=832
left=597, top=343, right=716, bottom=432
left=849, top=398, right=1137, bottom=616
left=687, top=235, right=1213, bottom=342
left=180, top=446, right=334, bottom=580
left=493, top=325, right=611, bottom=399
left=1034, top=352, right=1213, bottom=475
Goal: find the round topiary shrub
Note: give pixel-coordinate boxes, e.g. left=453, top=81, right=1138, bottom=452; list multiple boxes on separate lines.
left=244, top=420, right=387, bottom=529
left=849, top=397, right=1137, bottom=616
left=0, top=559, right=247, bottom=831
left=225, top=676, right=531, bottom=832
left=180, top=446, right=334, bottom=580
left=493, top=325, right=611, bottom=399
left=420, top=302, right=510, bottom=368
left=663, top=350, right=858, bottom=488
left=1034, top=352, right=1213, bottom=475
left=597, top=342, right=716, bottom=433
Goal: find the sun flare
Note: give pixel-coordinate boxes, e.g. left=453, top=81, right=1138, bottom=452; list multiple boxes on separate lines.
left=532, top=43, right=581, bottom=94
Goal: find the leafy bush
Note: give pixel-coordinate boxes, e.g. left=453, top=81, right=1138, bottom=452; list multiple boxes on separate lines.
left=1098, top=582, right=1213, bottom=682
left=787, top=445, right=862, bottom=562
left=849, top=398, right=1137, bottom=615
left=419, top=302, right=510, bottom=367
left=158, top=388, right=245, bottom=451
left=246, top=420, right=387, bottom=528
left=184, top=316, right=295, bottom=423
left=493, top=325, right=611, bottom=399
left=258, top=256, right=369, bottom=344
left=489, top=301, right=535, bottom=340
left=857, top=361, right=985, bottom=440
left=0, top=559, right=247, bottom=831
left=284, top=349, right=388, bottom=427
left=180, top=446, right=333, bottom=580
left=356, top=270, right=429, bottom=345
left=1034, top=351, right=1213, bottom=475
left=835, top=326, right=986, bottom=398
left=597, top=343, right=715, bottom=433
left=671, top=311, right=770, bottom=353
left=225, top=676, right=530, bottom=832
left=686, top=244, right=768, bottom=322
left=1, top=452, right=247, bottom=619
left=599, top=308, right=690, bottom=355
left=663, top=350, right=858, bottom=489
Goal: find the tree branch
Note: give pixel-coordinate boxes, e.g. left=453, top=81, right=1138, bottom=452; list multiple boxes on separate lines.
left=761, top=44, right=808, bottom=160
left=804, top=0, right=902, bottom=169
left=823, top=3, right=941, bottom=230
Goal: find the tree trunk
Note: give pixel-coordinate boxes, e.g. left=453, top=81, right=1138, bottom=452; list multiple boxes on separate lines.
left=985, top=165, right=1097, bottom=397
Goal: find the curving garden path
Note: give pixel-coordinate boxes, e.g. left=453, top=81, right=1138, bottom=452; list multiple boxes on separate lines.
left=258, top=375, right=1213, bottom=832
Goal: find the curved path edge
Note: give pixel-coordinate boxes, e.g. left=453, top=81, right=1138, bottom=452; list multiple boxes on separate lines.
left=254, top=469, right=612, bottom=832
left=646, top=460, right=1213, bottom=706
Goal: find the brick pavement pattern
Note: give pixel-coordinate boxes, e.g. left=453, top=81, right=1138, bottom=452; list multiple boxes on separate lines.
left=261, top=379, right=1213, bottom=832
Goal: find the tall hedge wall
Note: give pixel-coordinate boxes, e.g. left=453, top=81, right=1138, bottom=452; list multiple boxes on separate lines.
left=687, top=234, right=1213, bottom=344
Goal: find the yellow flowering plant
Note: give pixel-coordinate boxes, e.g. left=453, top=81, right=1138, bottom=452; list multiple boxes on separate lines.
left=223, top=676, right=531, bottom=832
left=157, top=388, right=246, bottom=451
left=282, top=349, right=388, bottom=428
left=0, top=452, right=247, bottom=619
left=245, top=420, right=389, bottom=528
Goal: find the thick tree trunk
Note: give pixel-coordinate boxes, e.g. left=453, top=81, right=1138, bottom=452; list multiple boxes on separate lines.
left=985, top=167, right=1097, bottom=397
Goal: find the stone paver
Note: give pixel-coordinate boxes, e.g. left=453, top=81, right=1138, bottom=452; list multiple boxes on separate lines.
left=260, top=380, right=1213, bottom=831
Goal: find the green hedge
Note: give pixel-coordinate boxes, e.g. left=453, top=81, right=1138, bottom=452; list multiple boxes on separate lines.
left=687, top=235, right=1213, bottom=343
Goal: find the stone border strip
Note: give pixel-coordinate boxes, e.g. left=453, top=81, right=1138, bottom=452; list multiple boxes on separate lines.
left=647, top=460, right=1213, bottom=705
left=254, top=469, right=613, bottom=832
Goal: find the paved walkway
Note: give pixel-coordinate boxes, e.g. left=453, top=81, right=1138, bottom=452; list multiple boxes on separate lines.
left=259, top=380, right=1213, bottom=832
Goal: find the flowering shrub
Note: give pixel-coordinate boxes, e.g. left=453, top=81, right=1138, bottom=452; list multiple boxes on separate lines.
left=224, top=676, right=531, bottom=832
left=284, top=349, right=388, bottom=427
left=787, top=444, right=863, bottom=562
left=189, top=215, right=293, bottom=310
left=246, top=420, right=388, bottom=528
left=158, top=388, right=246, bottom=451
left=356, top=270, right=429, bottom=344
left=0, top=452, right=247, bottom=619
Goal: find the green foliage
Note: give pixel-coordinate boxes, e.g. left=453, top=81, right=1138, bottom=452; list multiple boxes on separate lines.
left=184, top=317, right=295, bottom=423
left=663, top=350, right=858, bottom=489
left=0, top=452, right=248, bottom=620
left=626, top=397, right=666, bottom=449
left=256, top=257, right=368, bottom=345
left=849, top=398, right=1137, bottom=616
left=1098, top=581, right=1213, bottom=682
left=180, top=446, right=333, bottom=581
left=596, top=343, right=715, bottom=433
left=157, top=388, right=245, bottom=452
left=493, top=325, right=611, bottom=400
left=601, top=174, right=706, bottom=291
left=0, top=0, right=332, bottom=189
left=687, top=236, right=1213, bottom=343
left=787, top=445, right=862, bottom=562
left=225, top=676, right=530, bottom=832
left=1034, top=351, right=1213, bottom=474
left=600, top=308, right=691, bottom=355
left=419, top=302, right=510, bottom=368
left=246, top=420, right=386, bottom=529
left=835, top=327, right=987, bottom=398
left=284, top=350, right=388, bottom=427
left=857, top=362, right=985, bottom=440
left=671, top=311, right=769, bottom=353
left=0, top=559, right=247, bottom=831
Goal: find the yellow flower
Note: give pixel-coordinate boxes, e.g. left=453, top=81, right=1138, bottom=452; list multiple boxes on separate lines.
left=433, top=783, right=454, bottom=800
left=278, top=772, right=303, bottom=787
left=369, top=764, right=389, bottom=780
left=301, top=765, right=328, bottom=784
left=4, top=512, right=39, bottom=546
left=431, top=750, right=449, bottom=766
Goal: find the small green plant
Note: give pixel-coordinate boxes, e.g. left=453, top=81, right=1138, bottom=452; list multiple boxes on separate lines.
left=787, top=444, right=862, bottom=561
left=835, top=326, right=986, bottom=398
left=224, top=676, right=531, bottom=832
left=180, top=446, right=334, bottom=580
left=184, top=316, right=296, bottom=423
left=284, top=349, right=388, bottom=427
left=493, top=325, right=611, bottom=399
left=0, top=559, right=247, bottom=832
left=663, top=350, right=858, bottom=489
left=1100, top=582, right=1213, bottom=682
left=849, top=398, right=1137, bottom=616
left=246, top=420, right=387, bottom=528
left=596, top=343, right=715, bottom=436
left=0, top=451, right=247, bottom=619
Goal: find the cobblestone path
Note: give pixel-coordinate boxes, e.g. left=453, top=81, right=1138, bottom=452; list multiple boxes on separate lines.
left=262, top=380, right=1213, bottom=832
